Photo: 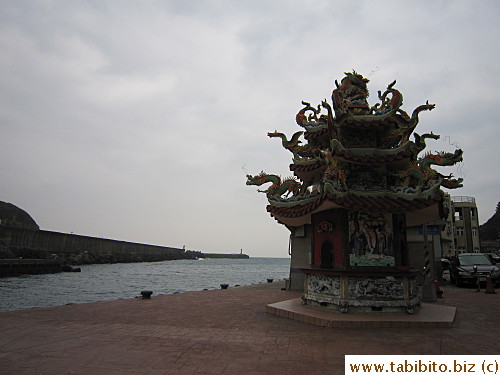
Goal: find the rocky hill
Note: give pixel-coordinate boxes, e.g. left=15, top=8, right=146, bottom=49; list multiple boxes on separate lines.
left=0, top=201, right=39, bottom=230
left=479, top=202, right=500, bottom=240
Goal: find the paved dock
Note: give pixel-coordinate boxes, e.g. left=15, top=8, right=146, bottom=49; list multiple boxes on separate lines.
left=0, top=281, right=498, bottom=374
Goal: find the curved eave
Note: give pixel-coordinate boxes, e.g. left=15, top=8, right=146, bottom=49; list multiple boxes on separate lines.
left=266, top=189, right=443, bottom=227
left=332, top=143, right=414, bottom=164
left=290, top=158, right=323, bottom=169
left=336, top=113, right=399, bottom=128
left=290, top=160, right=325, bottom=182
left=303, top=126, right=328, bottom=140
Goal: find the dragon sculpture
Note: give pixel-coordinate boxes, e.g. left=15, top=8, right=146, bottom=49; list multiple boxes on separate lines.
left=246, top=172, right=302, bottom=198
left=268, top=129, right=320, bottom=159
left=295, top=101, right=324, bottom=128
left=267, top=131, right=303, bottom=157
left=371, top=80, right=403, bottom=116
left=412, top=132, right=440, bottom=155
left=381, top=101, right=436, bottom=148
left=323, top=151, right=348, bottom=191
left=332, top=71, right=370, bottom=116
left=247, top=71, right=464, bottom=213
left=295, top=100, right=336, bottom=133
left=440, top=176, right=464, bottom=189
left=396, top=149, right=463, bottom=189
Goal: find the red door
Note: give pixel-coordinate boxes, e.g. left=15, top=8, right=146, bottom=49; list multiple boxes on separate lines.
left=312, top=209, right=344, bottom=268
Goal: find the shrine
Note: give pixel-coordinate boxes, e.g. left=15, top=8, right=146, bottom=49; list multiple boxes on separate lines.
left=247, top=71, right=463, bottom=314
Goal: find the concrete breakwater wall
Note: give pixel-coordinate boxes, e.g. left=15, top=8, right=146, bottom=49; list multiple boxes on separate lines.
left=0, top=259, right=63, bottom=277
left=0, top=226, right=201, bottom=265
left=203, top=253, right=250, bottom=259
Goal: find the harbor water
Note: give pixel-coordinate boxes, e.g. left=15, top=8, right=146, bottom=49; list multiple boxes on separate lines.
left=0, top=257, right=290, bottom=312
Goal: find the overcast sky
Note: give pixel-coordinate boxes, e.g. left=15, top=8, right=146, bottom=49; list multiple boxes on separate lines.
left=1, top=1, right=499, bottom=257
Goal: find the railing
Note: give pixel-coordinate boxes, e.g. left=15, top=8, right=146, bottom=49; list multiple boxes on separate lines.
left=452, top=196, right=475, bottom=203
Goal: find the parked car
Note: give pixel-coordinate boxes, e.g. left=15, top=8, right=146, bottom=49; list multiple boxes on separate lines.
left=484, top=252, right=500, bottom=264
left=449, top=253, right=500, bottom=287
left=441, top=258, right=451, bottom=270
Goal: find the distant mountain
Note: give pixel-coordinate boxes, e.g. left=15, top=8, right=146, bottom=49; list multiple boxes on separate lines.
left=479, top=202, right=500, bottom=240
left=0, top=201, right=39, bottom=230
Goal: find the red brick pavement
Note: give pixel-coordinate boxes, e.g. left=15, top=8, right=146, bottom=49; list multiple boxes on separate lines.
left=0, top=281, right=498, bottom=374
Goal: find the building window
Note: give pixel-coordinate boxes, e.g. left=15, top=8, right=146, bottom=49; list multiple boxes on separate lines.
left=454, top=207, right=463, bottom=221
left=456, top=227, right=464, bottom=236
left=472, top=227, right=478, bottom=236
left=445, top=224, right=452, bottom=235
left=470, top=208, right=476, bottom=219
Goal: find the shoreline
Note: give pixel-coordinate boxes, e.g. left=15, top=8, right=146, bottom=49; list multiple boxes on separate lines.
left=0, top=278, right=289, bottom=313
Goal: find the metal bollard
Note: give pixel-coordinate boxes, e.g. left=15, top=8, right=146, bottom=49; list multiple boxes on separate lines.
left=433, top=279, right=444, bottom=298
left=473, top=266, right=480, bottom=292
left=485, top=276, right=496, bottom=294
left=141, top=290, right=153, bottom=299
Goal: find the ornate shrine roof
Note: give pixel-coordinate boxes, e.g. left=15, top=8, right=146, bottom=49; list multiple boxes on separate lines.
left=247, top=71, right=464, bottom=226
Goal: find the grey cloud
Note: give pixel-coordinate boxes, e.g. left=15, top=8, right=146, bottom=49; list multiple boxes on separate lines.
left=1, top=0, right=499, bottom=256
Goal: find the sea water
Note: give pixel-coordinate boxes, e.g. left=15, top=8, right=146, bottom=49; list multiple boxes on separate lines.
left=0, top=257, right=290, bottom=311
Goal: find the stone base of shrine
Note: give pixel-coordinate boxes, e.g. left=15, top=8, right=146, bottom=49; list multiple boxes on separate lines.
left=301, top=269, right=422, bottom=315
left=302, top=295, right=421, bottom=314
left=267, top=298, right=456, bottom=328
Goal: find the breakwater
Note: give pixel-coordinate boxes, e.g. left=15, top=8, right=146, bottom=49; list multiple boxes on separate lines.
left=0, top=259, right=62, bottom=277
left=0, top=226, right=201, bottom=265
left=203, top=253, right=249, bottom=259
left=1, top=202, right=248, bottom=275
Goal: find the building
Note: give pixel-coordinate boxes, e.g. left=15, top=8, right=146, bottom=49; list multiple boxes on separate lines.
left=406, top=194, right=479, bottom=280
left=452, top=196, right=480, bottom=254
left=406, top=193, right=454, bottom=278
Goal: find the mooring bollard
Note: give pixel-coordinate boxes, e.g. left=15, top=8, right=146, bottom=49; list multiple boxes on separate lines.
left=141, top=290, right=153, bottom=299
left=434, top=278, right=444, bottom=298
left=485, top=276, right=496, bottom=294
left=220, top=283, right=229, bottom=289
